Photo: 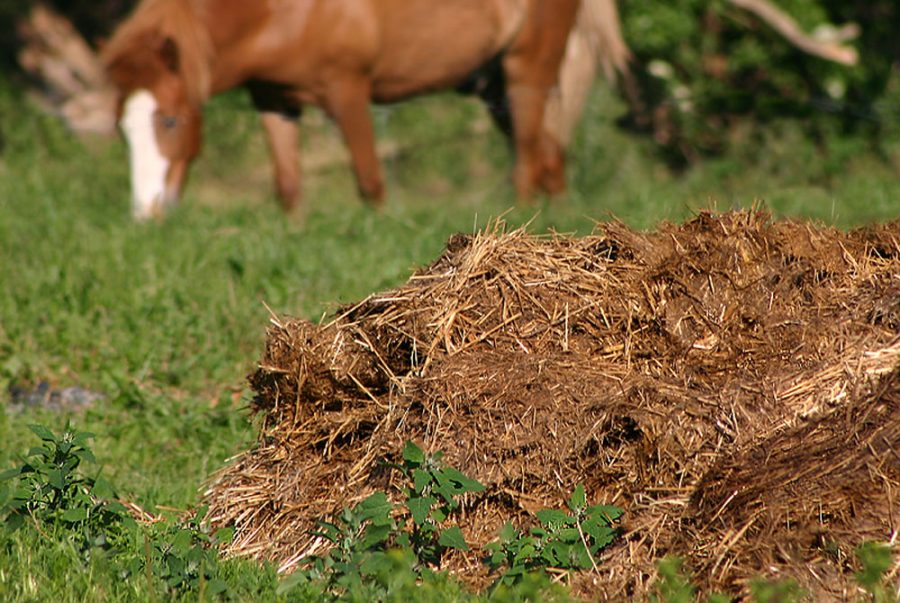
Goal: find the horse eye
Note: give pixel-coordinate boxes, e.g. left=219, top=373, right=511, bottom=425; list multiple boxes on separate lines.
left=159, top=115, right=179, bottom=129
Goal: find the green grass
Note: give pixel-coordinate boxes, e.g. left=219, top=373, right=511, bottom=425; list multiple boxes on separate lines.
left=0, top=73, right=897, bottom=601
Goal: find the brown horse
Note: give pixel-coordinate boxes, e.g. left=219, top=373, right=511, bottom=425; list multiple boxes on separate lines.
left=103, top=0, right=619, bottom=219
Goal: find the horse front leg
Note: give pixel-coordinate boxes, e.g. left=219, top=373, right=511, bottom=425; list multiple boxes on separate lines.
left=249, top=84, right=303, bottom=213
left=502, top=84, right=548, bottom=200
left=538, top=124, right=566, bottom=195
left=260, top=111, right=301, bottom=213
left=325, top=78, right=384, bottom=206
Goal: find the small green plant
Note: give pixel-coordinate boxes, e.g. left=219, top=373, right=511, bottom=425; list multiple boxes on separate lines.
left=0, top=423, right=234, bottom=599
left=136, top=507, right=233, bottom=597
left=280, top=441, right=485, bottom=598
left=280, top=491, right=397, bottom=595
left=649, top=557, right=697, bottom=603
left=748, top=576, right=805, bottom=603
left=484, top=484, right=622, bottom=587
left=649, top=557, right=734, bottom=603
left=0, top=423, right=134, bottom=551
left=855, top=541, right=898, bottom=603
left=650, top=543, right=899, bottom=603
left=393, top=440, right=485, bottom=567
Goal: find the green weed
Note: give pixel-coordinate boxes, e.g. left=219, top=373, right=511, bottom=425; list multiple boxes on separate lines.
left=0, top=423, right=134, bottom=550
left=280, top=443, right=622, bottom=600
left=650, top=550, right=900, bottom=603
left=855, top=542, right=899, bottom=603
left=484, top=484, right=621, bottom=587
left=393, top=440, right=486, bottom=566
left=0, top=424, right=237, bottom=600
left=748, top=577, right=806, bottom=603
left=279, top=441, right=487, bottom=598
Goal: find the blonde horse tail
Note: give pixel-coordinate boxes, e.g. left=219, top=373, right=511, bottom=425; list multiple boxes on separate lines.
left=544, top=0, right=632, bottom=148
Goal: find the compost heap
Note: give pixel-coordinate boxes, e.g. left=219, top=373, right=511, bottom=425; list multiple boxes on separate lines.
left=205, top=210, right=899, bottom=599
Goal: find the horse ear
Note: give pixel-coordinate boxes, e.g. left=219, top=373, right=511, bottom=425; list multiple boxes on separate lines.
left=158, top=36, right=180, bottom=73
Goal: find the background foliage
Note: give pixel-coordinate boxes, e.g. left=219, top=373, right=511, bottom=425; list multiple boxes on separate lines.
left=621, top=0, right=900, bottom=160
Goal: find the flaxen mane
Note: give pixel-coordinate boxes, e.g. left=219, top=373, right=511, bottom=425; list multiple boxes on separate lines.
left=102, top=0, right=214, bottom=104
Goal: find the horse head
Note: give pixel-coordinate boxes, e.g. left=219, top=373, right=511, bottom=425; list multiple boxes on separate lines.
left=105, top=30, right=203, bottom=220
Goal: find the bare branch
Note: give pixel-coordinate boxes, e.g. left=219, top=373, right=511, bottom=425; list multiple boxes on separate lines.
left=728, top=0, right=858, bottom=66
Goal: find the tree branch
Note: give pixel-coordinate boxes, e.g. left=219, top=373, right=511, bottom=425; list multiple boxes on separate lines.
left=728, top=0, right=858, bottom=66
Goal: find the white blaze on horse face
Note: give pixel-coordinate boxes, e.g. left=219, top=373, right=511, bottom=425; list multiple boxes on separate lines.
left=120, top=90, right=170, bottom=220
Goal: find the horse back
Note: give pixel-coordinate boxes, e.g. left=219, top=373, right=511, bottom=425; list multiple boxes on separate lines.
left=367, top=0, right=529, bottom=100
left=204, top=0, right=573, bottom=103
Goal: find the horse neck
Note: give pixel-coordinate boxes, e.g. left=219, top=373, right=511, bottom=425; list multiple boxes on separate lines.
left=197, top=3, right=280, bottom=94
left=105, top=0, right=216, bottom=105
left=163, top=0, right=215, bottom=103
left=163, top=1, right=275, bottom=98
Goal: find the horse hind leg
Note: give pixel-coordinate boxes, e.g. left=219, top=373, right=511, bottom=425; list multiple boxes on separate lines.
left=507, top=94, right=569, bottom=198
left=464, top=58, right=565, bottom=196
left=502, top=0, right=579, bottom=200
left=325, top=77, right=384, bottom=206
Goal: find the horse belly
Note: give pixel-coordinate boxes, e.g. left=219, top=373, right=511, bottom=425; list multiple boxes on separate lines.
left=369, top=0, right=527, bottom=101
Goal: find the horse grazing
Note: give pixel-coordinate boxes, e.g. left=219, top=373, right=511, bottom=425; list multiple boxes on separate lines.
left=103, top=0, right=627, bottom=219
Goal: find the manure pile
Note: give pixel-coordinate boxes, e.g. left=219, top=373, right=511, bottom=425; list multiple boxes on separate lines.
left=205, top=210, right=899, bottom=599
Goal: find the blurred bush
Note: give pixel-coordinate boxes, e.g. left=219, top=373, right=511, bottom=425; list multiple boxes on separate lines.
left=0, top=0, right=135, bottom=70
left=620, top=0, right=900, bottom=162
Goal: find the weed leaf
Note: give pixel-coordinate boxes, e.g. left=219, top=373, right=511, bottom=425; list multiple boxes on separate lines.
left=438, top=525, right=469, bottom=551
left=402, top=441, right=425, bottom=464
left=588, top=504, right=623, bottom=522
left=438, top=467, right=485, bottom=493
left=61, top=507, right=88, bottom=522
left=92, top=476, right=115, bottom=499
left=359, top=523, right=392, bottom=550
left=498, top=522, right=517, bottom=542
left=47, top=469, right=65, bottom=490
left=568, top=484, right=586, bottom=510
left=28, top=425, right=56, bottom=442
left=412, top=469, right=431, bottom=494
left=356, top=491, right=393, bottom=522
left=0, top=468, right=21, bottom=481
left=855, top=541, right=893, bottom=592
left=407, top=496, right=434, bottom=526
left=214, top=527, right=235, bottom=545
left=535, top=509, right=571, bottom=528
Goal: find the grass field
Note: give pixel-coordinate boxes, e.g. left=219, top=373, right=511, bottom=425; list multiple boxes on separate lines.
left=0, top=73, right=897, bottom=601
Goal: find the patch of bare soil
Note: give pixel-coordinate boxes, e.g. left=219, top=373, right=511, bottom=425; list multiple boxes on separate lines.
left=204, top=210, right=899, bottom=599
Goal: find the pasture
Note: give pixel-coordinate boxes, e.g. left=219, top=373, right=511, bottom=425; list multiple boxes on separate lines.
left=0, top=70, right=898, bottom=602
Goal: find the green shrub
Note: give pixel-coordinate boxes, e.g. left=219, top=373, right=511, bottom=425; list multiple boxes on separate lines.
left=748, top=576, right=805, bottom=603
left=0, top=423, right=134, bottom=551
left=855, top=541, right=898, bottom=603
left=650, top=548, right=900, bottom=603
left=0, top=423, right=234, bottom=599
